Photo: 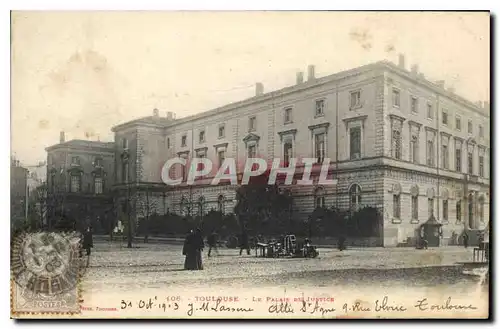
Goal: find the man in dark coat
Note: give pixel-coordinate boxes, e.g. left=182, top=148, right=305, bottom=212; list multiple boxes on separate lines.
left=239, top=229, right=250, bottom=256
left=463, top=231, right=469, bottom=249
left=207, top=230, right=219, bottom=257
left=183, top=229, right=204, bottom=270
left=82, top=226, right=93, bottom=256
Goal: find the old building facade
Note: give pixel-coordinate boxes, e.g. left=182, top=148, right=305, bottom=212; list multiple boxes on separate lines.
left=45, top=132, right=115, bottom=231
left=111, top=58, right=490, bottom=246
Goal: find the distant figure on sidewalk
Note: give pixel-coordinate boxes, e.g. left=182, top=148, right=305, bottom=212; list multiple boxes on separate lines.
left=183, top=229, right=204, bottom=270
left=338, top=236, right=346, bottom=251
left=463, top=231, right=469, bottom=249
left=207, top=230, right=219, bottom=257
left=82, top=226, right=93, bottom=256
left=239, top=229, right=251, bottom=256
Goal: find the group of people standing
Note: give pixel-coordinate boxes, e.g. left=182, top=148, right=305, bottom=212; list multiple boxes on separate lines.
left=182, top=229, right=252, bottom=270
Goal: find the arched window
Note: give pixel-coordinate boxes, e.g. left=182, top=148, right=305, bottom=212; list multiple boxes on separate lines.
left=468, top=193, right=474, bottom=229
left=391, top=183, right=401, bottom=219
left=314, top=186, right=325, bottom=209
left=217, top=195, right=225, bottom=214
left=349, top=184, right=362, bottom=210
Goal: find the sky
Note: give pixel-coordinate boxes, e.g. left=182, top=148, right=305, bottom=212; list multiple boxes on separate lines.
left=11, top=11, right=490, bottom=166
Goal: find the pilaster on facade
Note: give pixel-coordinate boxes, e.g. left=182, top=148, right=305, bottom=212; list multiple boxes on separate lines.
left=267, top=109, right=275, bottom=164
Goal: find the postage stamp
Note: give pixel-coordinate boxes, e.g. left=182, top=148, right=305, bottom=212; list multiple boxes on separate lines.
left=11, top=231, right=84, bottom=316
left=10, top=11, right=490, bottom=319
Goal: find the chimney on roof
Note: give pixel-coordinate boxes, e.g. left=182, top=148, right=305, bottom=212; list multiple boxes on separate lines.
left=398, top=54, right=405, bottom=69
left=307, top=65, right=316, bottom=81
left=167, top=112, right=173, bottom=120
left=484, top=101, right=490, bottom=111
left=436, top=80, right=445, bottom=88
left=418, top=73, right=425, bottom=80
left=153, top=108, right=159, bottom=117
left=296, top=71, right=304, bottom=84
left=410, top=64, right=419, bottom=76
left=255, top=82, right=264, bottom=96
left=447, top=87, right=455, bottom=94
left=60, top=131, right=65, bottom=143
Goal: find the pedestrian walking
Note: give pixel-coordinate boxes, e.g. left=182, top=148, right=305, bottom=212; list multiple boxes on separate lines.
left=207, top=230, right=219, bottom=257
left=82, top=226, right=93, bottom=256
left=463, top=231, right=469, bottom=249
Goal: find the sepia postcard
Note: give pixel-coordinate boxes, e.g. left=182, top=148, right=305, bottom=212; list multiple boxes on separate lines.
left=10, top=11, right=490, bottom=319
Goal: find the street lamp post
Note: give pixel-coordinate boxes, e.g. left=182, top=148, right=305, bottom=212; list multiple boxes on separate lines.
left=121, top=150, right=132, bottom=248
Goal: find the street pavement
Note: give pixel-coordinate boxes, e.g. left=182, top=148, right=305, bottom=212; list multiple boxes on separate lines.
left=81, top=242, right=478, bottom=294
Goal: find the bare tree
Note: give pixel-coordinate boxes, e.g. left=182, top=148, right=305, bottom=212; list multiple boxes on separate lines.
left=135, top=187, right=159, bottom=243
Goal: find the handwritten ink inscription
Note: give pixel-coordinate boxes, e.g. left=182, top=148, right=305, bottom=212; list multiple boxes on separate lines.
left=114, top=295, right=479, bottom=318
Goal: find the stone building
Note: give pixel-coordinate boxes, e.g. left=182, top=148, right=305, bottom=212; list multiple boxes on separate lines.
left=111, top=57, right=490, bottom=246
left=11, top=159, right=28, bottom=227
left=45, top=132, right=115, bottom=231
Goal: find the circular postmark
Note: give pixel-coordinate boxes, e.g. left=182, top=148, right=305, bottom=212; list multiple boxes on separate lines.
left=11, top=231, right=87, bottom=296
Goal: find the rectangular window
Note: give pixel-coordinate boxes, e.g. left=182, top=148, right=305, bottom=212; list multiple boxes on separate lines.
left=468, top=152, right=473, bottom=174
left=456, top=201, right=462, bottom=223
left=315, top=99, right=325, bottom=116
left=441, top=144, right=448, bottom=169
left=122, top=138, right=128, bottom=149
left=393, top=195, right=401, bottom=218
left=71, top=156, right=80, bottom=165
left=442, top=110, right=448, bottom=125
left=218, top=150, right=225, bottom=169
left=412, top=196, right=418, bottom=220
left=179, top=154, right=188, bottom=181
left=314, top=133, right=325, bottom=163
left=410, top=136, right=418, bottom=163
left=249, top=116, right=256, bottom=132
left=479, top=155, right=484, bottom=177
left=427, top=103, right=433, bottom=119
left=443, top=200, right=448, bottom=222
left=199, top=130, right=205, bottom=143
left=94, top=177, right=103, bottom=194
left=349, top=127, right=361, bottom=160
left=428, top=198, right=434, bottom=217
left=350, top=91, right=361, bottom=109
left=122, top=162, right=129, bottom=183
left=455, top=116, right=461, bottom=131
left=411, top=96, right=418, bottom=113
left=468, top=120, right=473, bottom=134
left=479, top=125, right=484, bottom=138
left=248, top=144, right=256, bottom=158
left=284, top=107, right=293, bottom=123
left=218, top=124, right=225, bottom=138
left=393, top=130, right=402, bottom=159
left=196, top=151, right=206, bottom=172
left=70, top=175, right=81, bottom=193
left=283, top=141, right=293, bottom=165
left=181, top=135, right=187, bottom=147
left=392, top=89, right=400, bottom=107
left=167, top=138, right=170, bottom=149
left=455, top=148, right=462, bottom=172
left=426, top=140, right=434, bottom=166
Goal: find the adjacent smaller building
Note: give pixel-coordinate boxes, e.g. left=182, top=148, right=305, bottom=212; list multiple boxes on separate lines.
left=11, top=159, right=28, bottom=228
left=45, top=132, right=115, bottom=232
